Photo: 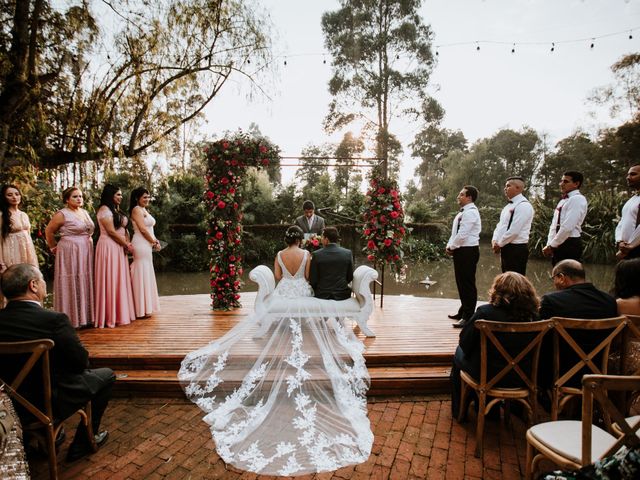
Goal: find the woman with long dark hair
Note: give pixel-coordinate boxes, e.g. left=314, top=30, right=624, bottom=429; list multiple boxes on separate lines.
left=93, top=184, right=135, bottom=328
left=45, top=186, right=95, bottom=328
left=129, top=187, right=160, bottom=318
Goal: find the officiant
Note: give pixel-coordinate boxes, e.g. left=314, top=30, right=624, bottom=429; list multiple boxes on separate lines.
left=295, top=200, right=325, bottom=236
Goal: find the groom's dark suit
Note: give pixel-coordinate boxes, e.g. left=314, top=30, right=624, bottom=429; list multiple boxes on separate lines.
left=0, top=301, right=115, bottom=439
left=309, top=243, right=353, bottom=300
left=295, top=214, right=325, bottom=235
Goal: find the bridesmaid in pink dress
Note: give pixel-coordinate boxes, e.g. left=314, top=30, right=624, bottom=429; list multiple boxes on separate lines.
left=129, top=187, right=160, bottom=318
left=45, top=187, right=95, bottom=328
left=93, top=184, right=136, bottom=328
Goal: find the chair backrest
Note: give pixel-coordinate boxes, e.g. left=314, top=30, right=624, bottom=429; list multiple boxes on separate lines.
left=581, top=374, right=640, bottom=465
left=476, top=319, right=554, bottom=391
left=0, top=339, right=55, bottom=427
left=621, top=315, right=640, bottom=376
left=552, top=316, right=628, bottom=391
left=352, top=266, right=378, bottom=308
left=249, top=265, right=276, bottom=313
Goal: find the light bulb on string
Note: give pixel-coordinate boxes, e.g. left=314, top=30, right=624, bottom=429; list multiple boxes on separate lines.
left=435, top=50, right=439, bottom=57
left=284, top=58, right=287, bottom=66
left=511, top=43, right=516, bottom=54
left=476, top=42, right=480, bottom=52
left=550, top=42, right=555, bottom=52
left=630, top=31, right=634, bottom=40
left=590, top=39, right=595, bottom=49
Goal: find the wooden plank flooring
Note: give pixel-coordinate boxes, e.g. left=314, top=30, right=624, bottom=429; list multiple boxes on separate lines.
left=79, top=292, right=462, bottom=396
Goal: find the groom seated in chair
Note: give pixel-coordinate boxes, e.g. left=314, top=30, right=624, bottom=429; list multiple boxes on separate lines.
left=309, top=227, right=353, bottom=300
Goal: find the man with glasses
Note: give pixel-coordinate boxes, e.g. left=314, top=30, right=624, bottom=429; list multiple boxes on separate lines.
left=539, top=260, right=616, bottom=320
left=0, top=263, right=115, bottom=462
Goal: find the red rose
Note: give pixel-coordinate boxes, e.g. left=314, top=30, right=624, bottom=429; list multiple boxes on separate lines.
left=229, top=188, right=236, bottom=194
left=311, top=239, right=319, bottom=246
left=234, top=294, right=240, bottom=300
left=229, top=255, right=236, bottom=262
left=222, top=141, right=229, bottom=149
left=217, top=200, right=226, bottom=209
left=235, top=238, right=241, bottom=245
left=364, top=228, right=371, bottom=236
left=261, top=159, right=269, bottom=166
left=377, top=187, right=386, bottom=194
left=399, top=227, right=405, bottom=235
left=221, top=177, right=229, bottom=185
left=367, top=254, right=376, bottom=261
left=393, top=254, right=400, bottom=261
left=379, top=215, right=388, bottom=224
left=384, top=238, right=393, bottom=247
left=259, top=145, right=268, bottom=153
left=233, top=202, right=239, bottom=210
left=231, top=159, right=238, bottom=166
left=207, top=238, right=214, bottom=245
left=367, top=240, right=376, bottom=250
left=217, top=294, right=223, bottom=299
left=215, top=232, right=224, bottom=240
left=390, top=190, right=398, bottom=198
left=390, top=211, right=399, bottom=219
left=206, top=191, right=214, bottom=199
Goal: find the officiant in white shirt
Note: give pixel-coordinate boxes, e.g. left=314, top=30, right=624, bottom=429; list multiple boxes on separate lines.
left=295, top=200, right=325, bottom=238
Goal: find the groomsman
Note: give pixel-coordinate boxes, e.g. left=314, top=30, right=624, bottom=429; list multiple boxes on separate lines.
left=446, top=186, right=481, bottom=328
left=492, top=176, right=534, bottom=275
left=542, top=171, right=588, bottom=266
left=615, top=163, right=640, bottom=260
left=295, top=200, right=325, bottom=235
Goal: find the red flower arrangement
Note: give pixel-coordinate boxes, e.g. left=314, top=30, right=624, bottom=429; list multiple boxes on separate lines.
left=362, top=177, right=407, bottom=272
left=204, top=132, right=280, bottom=310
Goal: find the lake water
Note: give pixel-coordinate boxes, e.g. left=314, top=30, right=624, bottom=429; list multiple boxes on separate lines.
left=156, top=245, right=617, bottom=300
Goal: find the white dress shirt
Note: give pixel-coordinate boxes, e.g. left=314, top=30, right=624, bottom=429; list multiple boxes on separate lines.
left=546, top=190, right=588, bottom=248
left=615, top=194, right=640, bottom=248
left=492, top=194, right=534, bottom=247
left=447, top=203, right=481, bottom=250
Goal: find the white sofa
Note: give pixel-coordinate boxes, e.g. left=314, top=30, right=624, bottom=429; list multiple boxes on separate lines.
left=249, top=265, right=379, bottom=337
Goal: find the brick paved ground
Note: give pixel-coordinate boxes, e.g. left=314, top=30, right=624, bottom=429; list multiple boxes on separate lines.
left=27, top=394, right=538, bottom=480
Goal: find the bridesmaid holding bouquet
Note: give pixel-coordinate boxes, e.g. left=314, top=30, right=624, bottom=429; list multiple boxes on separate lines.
left=129, top=187, right=160, bottom=318
left=93, top=184, right=135, bottom=328
left=45, top=187, right=95, bottom=328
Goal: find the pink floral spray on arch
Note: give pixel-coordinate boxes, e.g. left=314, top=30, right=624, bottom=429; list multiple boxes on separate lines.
left=361, top=177, right=407, bottom=273
left=203, top=134, right=280, bottom=310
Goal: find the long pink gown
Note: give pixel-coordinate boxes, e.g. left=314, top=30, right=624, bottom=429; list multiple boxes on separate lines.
left=53, top=208, right=95, bottom=328
left=0, top=210, right=39, bottom=306
left=93, top=208, right=135, bottom=328
left=130, top=209, right=160, bottom=317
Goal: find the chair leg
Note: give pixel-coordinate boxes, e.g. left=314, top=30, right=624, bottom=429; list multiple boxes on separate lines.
left=474, top=394, right=486, bottom=458
left=457, top=381, right=469, bottom=423
left=46, top=423, right=58, bottom=480
left=84, top=401, right=97, bottom=452
left=551, top=388, right=558, bottom=421
left=525, top=441, right=534, bottom=480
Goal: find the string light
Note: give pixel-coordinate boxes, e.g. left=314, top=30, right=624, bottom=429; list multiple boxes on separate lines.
left=590, top=39, right=595, bottom=49
left=511, top=43, right=516, bottom=54
left=476, top=42, right=480, bottom=52
left=550, top=42, right=555, bottom=52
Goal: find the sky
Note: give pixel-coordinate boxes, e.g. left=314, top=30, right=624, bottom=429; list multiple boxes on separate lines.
left=202, top=0, right=640, bottom=188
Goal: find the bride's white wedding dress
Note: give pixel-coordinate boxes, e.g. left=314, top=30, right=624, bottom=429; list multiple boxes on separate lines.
left=178, top=250, right=373, bottom=476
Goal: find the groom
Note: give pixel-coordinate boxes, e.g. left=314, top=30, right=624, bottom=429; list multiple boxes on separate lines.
left=309, top=227, right=353, bottom=300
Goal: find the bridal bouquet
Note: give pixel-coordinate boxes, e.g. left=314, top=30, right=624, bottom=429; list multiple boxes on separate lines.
left=301, top=234, right=322, bottom=252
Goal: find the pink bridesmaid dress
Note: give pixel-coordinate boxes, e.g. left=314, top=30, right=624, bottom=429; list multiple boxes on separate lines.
left=130, top=210, right=160, bottom=317
left=93, top=208, right=135, bottom=328
left=53, top=208, right=95, bottom=328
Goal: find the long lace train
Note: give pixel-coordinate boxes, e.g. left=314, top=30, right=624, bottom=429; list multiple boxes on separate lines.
left=178, top=298, right=373, bottom=476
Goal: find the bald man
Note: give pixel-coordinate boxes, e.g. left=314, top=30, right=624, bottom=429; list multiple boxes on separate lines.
left=491, top=176, right=534, bottom=275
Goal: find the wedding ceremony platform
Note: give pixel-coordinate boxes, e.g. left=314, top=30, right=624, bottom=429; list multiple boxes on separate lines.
left=78, top=292, right=459, bottom=397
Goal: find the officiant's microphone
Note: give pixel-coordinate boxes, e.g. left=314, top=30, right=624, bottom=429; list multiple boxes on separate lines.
left=317, top=207, right=360, bottom=224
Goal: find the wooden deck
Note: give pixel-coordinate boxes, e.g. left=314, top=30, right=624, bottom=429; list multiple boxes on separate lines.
left=79, top=292, right=461, bottom=397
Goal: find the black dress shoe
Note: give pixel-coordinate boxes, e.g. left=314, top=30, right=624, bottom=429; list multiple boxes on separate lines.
left=66, top=430, right=109, bottom=462
left=448, top=313, right=462, bottom=320
left=452, top=319, right=466, bottom=328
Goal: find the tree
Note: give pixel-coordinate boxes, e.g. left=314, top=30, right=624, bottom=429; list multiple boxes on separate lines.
left=322, top=0, right=436, bottom=177
left=334, top=131, right=365, bottom=195
left=297, top=143, right=332, bottom=196
left=0, top=0, right=274, bottom=174
left=590, top=53, right=640, bottom=121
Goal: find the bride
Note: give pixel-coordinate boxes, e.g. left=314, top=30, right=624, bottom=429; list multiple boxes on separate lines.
left=178, top=225, right=373, bottom=476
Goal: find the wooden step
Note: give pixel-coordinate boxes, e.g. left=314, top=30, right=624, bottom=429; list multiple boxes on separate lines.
left=111, top=365, right=452, bottom=398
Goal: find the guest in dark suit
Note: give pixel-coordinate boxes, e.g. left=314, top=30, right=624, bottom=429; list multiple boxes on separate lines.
left=539, top=260, right=617, bottom=320
left=0, top=263, right=114, bottom=462
left=538, top=259, right=618, bottom=392
left=309, top=227, right=353, bottom=300
left=295, top=200, right=325, bottom=235
left=451, top=272, right=540, bottom=418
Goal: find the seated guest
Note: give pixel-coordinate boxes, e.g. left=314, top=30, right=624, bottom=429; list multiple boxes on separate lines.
left=538, top=260, right=618, bottom=393
left=614, top=258, right=640, bottom=316
left=451, top=272, right=540, bottom=418
left=540, top=259, right=617, bottom=320
left=0, top=264, right=114, bottom=462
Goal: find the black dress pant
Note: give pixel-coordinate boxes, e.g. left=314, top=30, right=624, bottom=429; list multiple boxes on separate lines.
left=500, top=243, right=529, bottom=275
left=626, top=246, right=640, bottom=259
left=552, top=237, right=582, bottom=266
left=453, top=246, right=479, bottom=320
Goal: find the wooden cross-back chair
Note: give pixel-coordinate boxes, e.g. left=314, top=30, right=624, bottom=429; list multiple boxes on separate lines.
left=458, top=319, right=553, bottom=457
left=551, top=316, right=628, bottom=424
left=0, top=339, right=96, bottom=480
left=526, top=374, right=640, bottom=480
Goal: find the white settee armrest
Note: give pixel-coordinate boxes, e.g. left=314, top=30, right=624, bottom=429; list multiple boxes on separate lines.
left=249, top=265, right=275, bottom=314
